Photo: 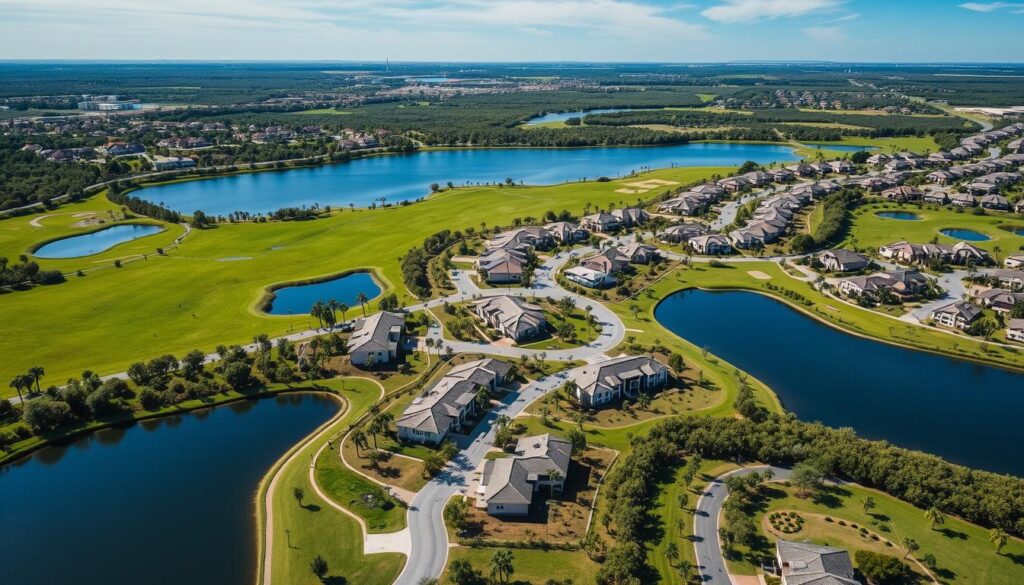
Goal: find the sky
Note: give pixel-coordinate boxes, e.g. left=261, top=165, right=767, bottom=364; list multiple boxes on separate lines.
left=0, top=0, right=1022, bottom=62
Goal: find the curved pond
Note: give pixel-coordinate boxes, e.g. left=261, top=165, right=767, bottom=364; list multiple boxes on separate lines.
left=655, top=289, right=1024, bottom=477
left=33, top=224, right=163, bottom=258
left=0, top=394, right=338, bottom=585
left=136, top=143, right=798, bottom=215
left=524, top=108, right=651, bottom=125
left=266, top=271, right=381, bottom=315
left=1000, top=225, right=1024, bottom=236
left=940, top=228, right=990, bottom=241
left=876, top=211, right=921, bottom=220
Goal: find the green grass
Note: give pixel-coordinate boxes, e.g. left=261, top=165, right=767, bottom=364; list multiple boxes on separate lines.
left=441, top=547, right=600, bottom=584
left=260, top=377, right=405, bottom=585
left=0, top=165, right=731, bottom=391
left=794, top=136, right=941, bottom=159
left=844, top=201, right=1024, bottom=257
left=728, top=481, right=1024, bottom=585
left=292, top=108, right=353, bottom=115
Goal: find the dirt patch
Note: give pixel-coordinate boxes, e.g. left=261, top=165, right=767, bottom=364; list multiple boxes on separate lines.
left=459, top=447, right=616, bottom=544
left=615, top=188, right=644, bottom=194
left=626, top=179, right=680, bottom=189
left=71, top=218, right=104, bottom=228
left=341, top=440, right=427, bottom=493
left=747, top=270, right=772, bottom=280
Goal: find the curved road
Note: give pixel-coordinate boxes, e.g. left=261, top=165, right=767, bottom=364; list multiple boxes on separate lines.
left=693, top=466, right=791, bottom=584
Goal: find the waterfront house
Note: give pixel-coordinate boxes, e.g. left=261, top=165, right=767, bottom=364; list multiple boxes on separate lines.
left=981, top=194, right=1010, bottom=211
left=572, top=355, right=669, bottom=408
left=473, top=296, right=546, bottom=341
left=949, top=192, right=976, bottom=207
left=349, top=311, right=405, bottom=367
left=882, top=186, right=922, bottom=202
left=477, top=434, right=572, bottom=516
left=397, top=358, right=513, bottom=445
left=837, top=269, right=927, bottom=300
left=565, top=266, right=615, bottom=289
left=775, top=540, right=857, bottom=585
left=931, top=301, right=983, bottom=330
left=688, top=234, right=732, bottom=255
left=922, top=191, right=949, bottom=205
left=583, top=247, right=630, bottom=274
left=819, top=249, right=870, bottom=272
left=1008, top=319, right=1024, bottom=343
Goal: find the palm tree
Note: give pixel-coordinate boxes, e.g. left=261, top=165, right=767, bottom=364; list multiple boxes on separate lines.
left=475, top=385, right=490, bottom=411
left=665, top=542, right=680, bottom=567
left=990, top=528, right=1008, bottom=554
left=367, top=420, right=381, bottom=450
left=310, top=553, right=328, bottom=580
left=28, top=366, right=44, bottom=393
left=356, top=292, right=369, bottom=316
left=861, top=495, right=876, bottom=515
left=311, top=300, right=326, bottom=329
left=375, top=412, right=394, bottom=438
left=495, top=414, right=511, bottom=430
left=338, top=302, right=349, bottom=324
left=292, top=486, right=304, bottom=507
left=678, top=559, right=693, bottom=579
left=353, top=430, right=367, bottom=456
left=327, top=298, right=339, bottom=324
left=489, top=549, right=514, bottom=583
left=925, top=506, right=945, bottom=530
left=8, top=375, right=28, bottom=402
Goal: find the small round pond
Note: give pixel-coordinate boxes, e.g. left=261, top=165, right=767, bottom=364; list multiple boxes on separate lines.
left=940, top=228, right=990, bottom=241
left=33, top=224, right=163, bottom=258
left=1000, top=225, right=1024, bottom=237
left=875, top=211, right=921, bottom=220
left=265, top=271, right=381, bottom=315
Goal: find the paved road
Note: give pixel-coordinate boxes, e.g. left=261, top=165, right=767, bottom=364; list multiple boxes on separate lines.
left=693, top=466, right=791, bottom=584
left=393, top=367, right=580, bottom=585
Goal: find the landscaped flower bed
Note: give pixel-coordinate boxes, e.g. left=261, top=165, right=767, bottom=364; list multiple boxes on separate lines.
left=769, top=511, right=804, bottom=534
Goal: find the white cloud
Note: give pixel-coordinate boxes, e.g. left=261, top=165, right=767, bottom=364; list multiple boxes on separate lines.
left=701, top=0, right=844, bottom=23
left=803, top=25, right=846, bottom=42
left=958, top=2, right=1024, bottom=12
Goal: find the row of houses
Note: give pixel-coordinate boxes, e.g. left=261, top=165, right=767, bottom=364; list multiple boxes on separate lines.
left=884, top=187, right=1017, bottom=211
left=879, top=240, right=990, bottom=266
left=579, top=207, right=650, bottom=233
left=729, top=188, right=825, bottom=249
left=837, top=269, right=929, bottom=301
left=476, top=222, right=591, bottom=283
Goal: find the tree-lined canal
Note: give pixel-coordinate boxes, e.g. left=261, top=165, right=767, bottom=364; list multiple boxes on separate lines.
left=137, top=143, right=797, bottom=215
left=0, top=394, right=338, bottom=585
left=655, top=289, right=1024, bottom=477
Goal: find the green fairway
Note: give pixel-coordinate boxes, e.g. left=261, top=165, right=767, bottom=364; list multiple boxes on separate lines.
left=258, top=377, right=406, bottom=585
left=794, top=135, right=941, bottom=159
left=441, top=547, right=600, bottom=584
left=844, top=201, right=1024, bottom=256
left=0, top=165, right=729, bottom=390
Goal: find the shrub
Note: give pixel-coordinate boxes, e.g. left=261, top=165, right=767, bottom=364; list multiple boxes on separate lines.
left=854, top=550, right=907, bottom=584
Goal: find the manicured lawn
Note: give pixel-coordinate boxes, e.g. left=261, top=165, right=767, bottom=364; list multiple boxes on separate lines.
left=0, top=165, right=732, bottom=390
left=441, top=547, right=600, bottom=585
left=726, top=481, right=1024, bottom=585
left=260, top=377, right=405, bottom=585
left=793, top=136, right=941, bottom=159
left=843, top=201, right=1024, bottom=257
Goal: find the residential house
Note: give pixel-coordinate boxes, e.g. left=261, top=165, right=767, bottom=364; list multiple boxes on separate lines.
left=572, top=355, right=669, bottom=408
left=476, top=248, right=527, bottom=283
left=545, top=222, right=588, bottom=243
left=882, top=186, right=923, bottom=202
left=829, top=160, right=855, bottom=174
left=922, top=191, right=949, bottom=205
left=819, top=249, right=870, bottom=272
left=775, top=540, right=858, bottom=585
left=477, top=434, right=572, bottom=516
left=580, top=212, right=620, bottom=233
left=583, top=247, right=630, bottom=274
left=926, top=170, right=958, bottom=185
left=718, top=176, right=752, bottom=192
left=487, top=227, right=554, bottom=253
left=981, top=194, right=1010, bottom=210
left=951, top=241, right=990, bottom=265
left=565, top=266, right=615, bottom=289
left=768, top=168, right=795, bottom=182
left=994, top=269, right=1024, bottom=291
left=473, top=296, right=546, bottom=341
left=976, top=288, right=1024, bottom=313
left=1008, top=319, right=1024, bottom=343
left=617, top=243, right=657, bottom=265
left=931, top=301, right=983, bottom=330
left=1005, top=255, right=1024, bottom=269
left=688, top=234, right=732, bottom=255
left=348, top=311, right=405, bottom=366
left=610, top=207, right=650, bottom=228
left=397, top=358, right=513, bottom=445
left=659, top=223, right=707, bottom=243
left=837, top=269, right=927, bottom=300
left=967, top=182, right=999, bottom=196
left=949, top=192, right=976, bottom=207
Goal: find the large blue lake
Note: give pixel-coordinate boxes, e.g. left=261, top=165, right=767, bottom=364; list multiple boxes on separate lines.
left=0, top=394, right=338, bottom=585
left=266, top=271, right=381, bottom=315
left=655, top=289, right=1024, bottom=477
left=137, top=143, right=797, bottom=215
left=33, top=224, right=163, bottom=258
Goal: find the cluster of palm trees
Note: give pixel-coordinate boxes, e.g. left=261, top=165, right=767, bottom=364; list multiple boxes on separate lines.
left=351, top=411, right=395, bottom=465
left=422, top=337, right=451, bottom=358
left=309, top=292, right=371, bottom=331
left=8, top=366, right=44, bottom=402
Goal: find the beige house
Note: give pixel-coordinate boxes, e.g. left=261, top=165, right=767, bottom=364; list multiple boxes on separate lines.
left=473, top=295, right=546, bottom=341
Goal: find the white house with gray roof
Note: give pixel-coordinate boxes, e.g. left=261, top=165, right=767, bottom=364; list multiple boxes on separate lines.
left=473, top=295, right=546, bottom=341
left=572, top=355, right=669, bottom=408
left=348, top=311, right=405, bottom=367
left=931, top=301, right=983, bottom=330
left=775, top=540, right=858, bottom=585
left=477, top=434, right=572, bottom=516
left=397, top=358, right=513, bottom=445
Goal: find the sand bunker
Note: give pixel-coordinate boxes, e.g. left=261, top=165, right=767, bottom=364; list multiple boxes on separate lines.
left=747, top=270, right=772, bottom=280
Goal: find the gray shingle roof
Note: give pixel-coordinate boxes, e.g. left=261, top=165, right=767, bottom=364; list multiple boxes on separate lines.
left=348, top=311, right=405, bottom=355
left=776, top=540, right=857, bottom=585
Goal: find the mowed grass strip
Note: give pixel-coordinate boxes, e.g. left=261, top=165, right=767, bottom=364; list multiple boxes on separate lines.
left=0, top=166, right=729, bottom=390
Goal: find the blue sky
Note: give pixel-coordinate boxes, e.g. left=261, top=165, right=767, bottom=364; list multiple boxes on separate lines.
left=0, top=0, right=1021, bottom=62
